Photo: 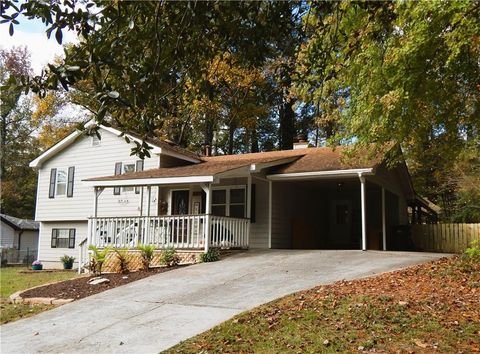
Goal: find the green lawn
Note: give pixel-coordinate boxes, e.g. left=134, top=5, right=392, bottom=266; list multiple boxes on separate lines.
left=0, top=266, right=78, bottom=324
left=166, top=256, right=480, bottom=353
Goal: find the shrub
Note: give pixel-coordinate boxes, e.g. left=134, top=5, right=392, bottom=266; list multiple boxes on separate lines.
left=114, top=248, right=129, bottom=274
left=159, top=247, right=180, bottom=267
left=465, top=240, right=480, bottom=259
left=200, top=248, right=220, bottom=263
left=88, top=245, right=110, bottom=275
left=138, top=244, right=155, bottom=270
left=60, top=255, right=75, bottom=266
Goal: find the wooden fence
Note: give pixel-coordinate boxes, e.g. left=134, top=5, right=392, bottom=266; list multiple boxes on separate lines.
left=411, top=223, right=480, bottom=253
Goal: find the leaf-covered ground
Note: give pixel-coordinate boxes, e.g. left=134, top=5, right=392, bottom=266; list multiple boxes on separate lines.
left=166, top=256, right=480, bottom=353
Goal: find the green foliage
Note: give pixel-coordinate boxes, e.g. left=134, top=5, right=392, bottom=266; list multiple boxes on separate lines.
left=113, top=248, right=129, bottom=274
left=59, top=255, right=75, bottom=266
left=200, top=248, right=220, bottom=263
left=137, top=244, right=155, bottom=270
left=159, top=247, right=180, bottom=268
left=88, top=245, right=110, bottom=275
left=464, top=240, right=480, bottom=260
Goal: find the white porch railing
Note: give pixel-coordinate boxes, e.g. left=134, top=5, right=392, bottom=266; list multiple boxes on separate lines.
left=88, top=214, right=249, bottom=250
left=78, top=237, right=88, bottom=274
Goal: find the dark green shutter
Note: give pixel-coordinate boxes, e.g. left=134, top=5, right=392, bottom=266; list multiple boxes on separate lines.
left=113, top=162, right=122, bottom=195
left=67, top=166, right=75, bottom=197
left=68, top=229, right=76, bottom=248
left=51, top=229, right=58, bottom=248
left=49, top=168, right=57, bottom=198
left=135, top=160, right=144, bottom=194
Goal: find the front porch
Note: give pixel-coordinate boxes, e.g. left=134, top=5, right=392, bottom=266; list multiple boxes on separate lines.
left=88, top=214, right=250, bottom=250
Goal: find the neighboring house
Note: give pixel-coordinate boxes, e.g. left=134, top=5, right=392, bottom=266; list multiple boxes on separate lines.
left=30, top=124, right=425, bottom=269
left=0, top=214, right=39, bottom=264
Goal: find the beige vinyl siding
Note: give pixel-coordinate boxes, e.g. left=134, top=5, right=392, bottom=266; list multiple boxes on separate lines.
left=35, top=129, right=160, bottom=221
left=271, top=181, right=293, bottom=248
left=19, top=230, right=39, bottom=252
left=250, top=176, right=269, bottom=248
left=0, top=222, right=15, bottom=248
left=38, top=221, right=87, bottom=268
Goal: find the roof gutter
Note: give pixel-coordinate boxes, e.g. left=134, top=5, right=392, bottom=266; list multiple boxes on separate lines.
left=83, top=175, right=215, bottom=187
left=267, top=168, right=374, bottom=181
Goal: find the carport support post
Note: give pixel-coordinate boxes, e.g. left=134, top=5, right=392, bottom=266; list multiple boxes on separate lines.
left=359, top=174, right=367, bottom=251
left=204, top=184, right=212, bottom=252
left=382, top=187, right=387, bottom=251
left=246, top=175, right=252, bottom=247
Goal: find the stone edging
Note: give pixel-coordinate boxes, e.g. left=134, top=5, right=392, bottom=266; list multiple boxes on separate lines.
left=9, top=276, right=88, bottom=305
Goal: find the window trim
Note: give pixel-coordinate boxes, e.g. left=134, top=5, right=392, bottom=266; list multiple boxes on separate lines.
left=55, top=168, right=68, bottom=197
left=121, top=163, right=136, bottom=192
left=51, top=228, right=76, bottom=249
left=211, top=185, right=246, bottom=218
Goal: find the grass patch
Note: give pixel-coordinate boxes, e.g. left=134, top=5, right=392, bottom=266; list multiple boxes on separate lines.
left=0, top=266, right=78, bottom=324
left=165, top=256, right=480, bottom=353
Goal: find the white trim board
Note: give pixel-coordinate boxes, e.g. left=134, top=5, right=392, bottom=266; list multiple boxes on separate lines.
left=267, top=168, right=374, bottom=181
left=84, top=175, right=215, bottom=187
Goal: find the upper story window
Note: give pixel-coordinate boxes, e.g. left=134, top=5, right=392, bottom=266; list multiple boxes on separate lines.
left=91, top=135, right=101, bottom=147
left=56, top=169, right=67, bottom=196
left=122, top=163, right=135, bottom=192
left=49, top=167, right=75, bottom=198
left=113, top=160, right=144, bottom=195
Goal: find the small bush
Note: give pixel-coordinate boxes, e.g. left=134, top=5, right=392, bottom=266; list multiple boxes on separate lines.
left=159, top=247, right=180, bottom=267
left=138, top=244, right=155, bottom=270
left=200, top=248, right=220, bottom=263
left=60, top=254, right=75, bottom=265
left=459, top=240, right=480, bottom=273
left=465, top=240, right=480, bottom=259
left=114, top=248, right=129, bottom=274
left=88, top=245, right=110, bottom=275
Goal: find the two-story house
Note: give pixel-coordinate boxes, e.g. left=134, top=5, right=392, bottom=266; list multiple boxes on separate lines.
left=29, top=124, right=200, bottom=268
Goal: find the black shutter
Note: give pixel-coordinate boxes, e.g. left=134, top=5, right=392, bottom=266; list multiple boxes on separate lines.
left=251, top=184, right=256, bottom=223
left=49, top=168, right=57, bottom=198
left=67, top=166, right=75, bottom=197
left=113, top=162, right=122, bottom=195
left=135, top=160, right=144, bottom=194
left=68, top=229, right=76, bottom=248
left=51, top=229, right=58, bottom=248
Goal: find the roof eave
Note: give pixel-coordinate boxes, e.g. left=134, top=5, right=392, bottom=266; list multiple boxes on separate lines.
left=267, top=168, right=374, bottom=181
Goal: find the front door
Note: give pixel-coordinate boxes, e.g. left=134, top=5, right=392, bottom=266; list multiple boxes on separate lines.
left=171, top=190, right=189, bottom=243
left=172, top=190, right=189, bottom=215
left=329, top=200, right=352, bottom=248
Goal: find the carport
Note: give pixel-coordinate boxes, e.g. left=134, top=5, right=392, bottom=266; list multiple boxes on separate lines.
left=267, top=165, right=410, bottom=251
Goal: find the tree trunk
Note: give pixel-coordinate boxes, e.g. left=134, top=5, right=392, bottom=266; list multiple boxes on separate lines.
left=251, top=127, right=259, bottom=153
left=228, top=124, right=236, bottom=155
left=279, top=98, right=295, bottom=150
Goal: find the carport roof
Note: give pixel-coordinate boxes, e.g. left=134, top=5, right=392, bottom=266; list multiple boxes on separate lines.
left=85, top=146, right=384, bottom=183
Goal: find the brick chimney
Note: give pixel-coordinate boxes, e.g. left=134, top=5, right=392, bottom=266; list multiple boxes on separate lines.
left=293, top=134, right=309, bottom=150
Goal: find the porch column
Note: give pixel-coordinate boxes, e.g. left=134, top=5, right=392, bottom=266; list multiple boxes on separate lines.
left=246, top=175, right=252, bottom=248
left=382, top=187, right=386, bottom=251
left=359, top=174, right=367, bottom=251
left=204, top=184, right=212, bottom=252
left=268, top=180, right=272, bottom=249
left=147, top=186, right=152, bottom=216
left=139, top=187, right=144, bottom=216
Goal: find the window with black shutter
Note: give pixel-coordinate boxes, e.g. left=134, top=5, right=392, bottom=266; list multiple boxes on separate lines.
left=49, top=168, right=57, bottom=198
left=67, top=166, right=75, bottom=197
left=51, top=228, right=76, bottom=248
left=113, top=162, right=122, bottom=195
left=51, top=229, right=59, bottom=247
left=135, top=160, right=144, bottom=194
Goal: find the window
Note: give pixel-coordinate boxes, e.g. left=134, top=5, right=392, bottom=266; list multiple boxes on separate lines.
left=51, top=229, right=75, bottom=248
left=122, top=163, right=135, bottom=192
left=113, top=161, right=143, bottom=195
left=56, top=169, right=67, bottom=196
left=211, top=187, right=245, bottom=218
left=49, top=167, right=75, bottom=198
left=91, top=135, right=101, bottom=147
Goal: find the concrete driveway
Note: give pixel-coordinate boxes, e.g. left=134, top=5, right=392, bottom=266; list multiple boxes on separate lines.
left=1, top=250, right=446, bottom=354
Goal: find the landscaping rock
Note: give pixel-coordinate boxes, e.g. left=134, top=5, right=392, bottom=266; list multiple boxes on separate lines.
left=51, top=298, right=74, bottom=305
left=23, top=297, right=56, bottom=305
left=88, top=277, right=110, bottom=285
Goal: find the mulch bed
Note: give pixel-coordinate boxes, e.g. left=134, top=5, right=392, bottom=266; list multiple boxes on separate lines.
left=21, top=266, right=185, bottom=300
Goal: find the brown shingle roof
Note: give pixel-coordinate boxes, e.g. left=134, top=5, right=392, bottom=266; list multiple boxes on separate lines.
left=85, top=146, right=384, bottom=182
